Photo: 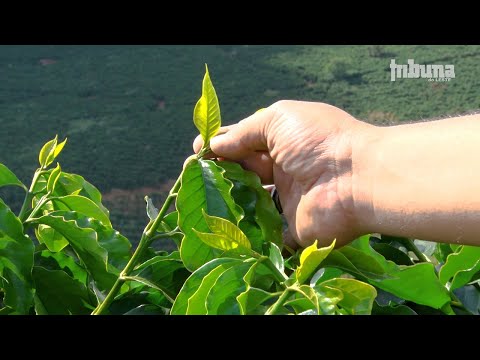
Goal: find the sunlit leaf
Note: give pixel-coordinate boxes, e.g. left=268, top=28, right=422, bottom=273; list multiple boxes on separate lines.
left=193, top=64, right=221, bottom=148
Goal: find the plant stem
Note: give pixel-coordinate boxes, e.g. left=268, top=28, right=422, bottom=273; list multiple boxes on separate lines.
left=91, top=174, right=183, bottom=315
left=403, top=239, right=429, bottom=263
left=259, top=256, right=289, bottom=283
left=18, top=169, right=43, bottom=222
left=265, top=289, right=293, bottom=315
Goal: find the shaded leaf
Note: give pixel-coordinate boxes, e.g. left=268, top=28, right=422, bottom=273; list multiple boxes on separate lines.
left=0, top=199, right=34, bottom=314
left=35, top=249, right=88, bottom=284
left=131, top=257, right=190, bottom=302
left=30, top=211, right=117, bottom=290
left=372, top=243, right=414, bottom=266
left=219, top=161, right=283, bottom=250
left=372, top=301, right=418, bottom=315
left=33, top=266, right=94, bottom=315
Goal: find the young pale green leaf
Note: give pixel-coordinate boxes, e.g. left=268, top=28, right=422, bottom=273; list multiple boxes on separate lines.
left=130, top=257, right=190, bottom=302
left=50, top=194, right=111, bottom=227
left=0, top=199, right=34, bottom=314
left=296, top=239, right=336, bottom=284
left=29, top=211, right=117, bottom=290
left=0, top=163, right=26, bottom=190
left=439, top=245, right=480, bottom=290
left=317, top=278, right=377, bottom=315
left=33, top=266, right=94, bottom=315
left=177, top=159, right=243, bottom=271
left=193, top=64, right=221, bottom=148
left=46, top=163, right=62, bottom=194
left=171, top=258, right=241, bottom=315
left=145, top=196, right=159, bottom=221
left=193, top=209, right=252, bottom=255
left=205, top=260, right=255, bottom=315
left=39, top=135, right=58, bottom=168
left=53, top=137, right=67, bottom=158
left=219, top=161, right=283, bottom=250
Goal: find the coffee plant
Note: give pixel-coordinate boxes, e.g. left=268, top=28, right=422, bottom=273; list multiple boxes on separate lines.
left=0, top=65, right=479, bottom=315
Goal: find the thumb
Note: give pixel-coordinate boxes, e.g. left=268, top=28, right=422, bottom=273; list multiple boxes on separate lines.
left=210, top=107, right=276, bottom=160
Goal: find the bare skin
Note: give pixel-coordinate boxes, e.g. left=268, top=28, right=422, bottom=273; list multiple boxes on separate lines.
left=193, top=100, right=480, bottom=249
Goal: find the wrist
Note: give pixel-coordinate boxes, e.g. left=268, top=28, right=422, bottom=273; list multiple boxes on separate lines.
left=349, top=120, right=385, bottom=237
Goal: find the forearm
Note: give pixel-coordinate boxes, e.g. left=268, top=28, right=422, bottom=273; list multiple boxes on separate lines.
left=354, top=114, right=480, bottom=246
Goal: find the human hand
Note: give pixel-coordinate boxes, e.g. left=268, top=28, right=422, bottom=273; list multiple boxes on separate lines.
left=193, top=100, right=376, bottom=249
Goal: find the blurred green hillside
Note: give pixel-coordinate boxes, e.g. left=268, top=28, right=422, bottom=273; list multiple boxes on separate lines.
left=1, top=45, right=479, bottom=244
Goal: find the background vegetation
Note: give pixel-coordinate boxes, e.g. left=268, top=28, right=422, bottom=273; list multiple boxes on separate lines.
left=1, top=45, right=479, bottom=245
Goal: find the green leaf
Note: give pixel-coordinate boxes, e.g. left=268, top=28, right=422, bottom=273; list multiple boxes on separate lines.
left=30, top=211, right=117, bottom=290
left=219, top=161, right=284, bottom=250
left=145, top=196, right=159, bottom=221
left=434, top=243, right=453, bottom=264
left=0, top=163, right=26, bottom=190
left=372, top=243, right=414, bottom=266
left=36, top=250, right=88, bottom=284
left=51, top=195, right=111, bottom=227
left=296, top=239, right=336, bottom=284
left=177, top=159, right=243, bottom=271
left=47, top=172, right=109, bottom=216
left=193, top=64, right=221, bottom=148
left=123, top=304, right=169, bottom=315
left=46, top=163, right=62, bottom=194
left=322, top=250, right=387, bottom=280
left=293, top=284, right=343, bottom=315
left=372, top=302, right=418, bottom=315
left=317, top=278, right=377, bottom=315
left=346, top=236, right=450, bottom=309
left=131, top=257, right=190, bottom=302
left=158, top=211, right=182, bottom=247
left=310, top=268, right=343, bottom=286
left=439, top=245, right=480, bottom=290
left=205, top=260, right=254, bottom=314
left=33, top=266, right=94, bottom=315
left=193, top=209, right=252, bottom=255
left=237, top=260, right=278, bottom=315
left=171, top=258, right=241, bottom=315
left=267, top=242, right=284, bottom=274
left=36, top=224, right=69, bottom=252
left=0, top=199, right=34, bottom=314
